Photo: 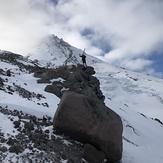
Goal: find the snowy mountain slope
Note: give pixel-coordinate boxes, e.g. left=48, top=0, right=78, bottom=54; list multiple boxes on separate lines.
left=0, top=35, right=163, bottom=163
left=93, top=62, right=163, bottom=163
left=94, top=62, right=163, bottom=121
left=28, top=34, right=102, bottom=67
left=0, top=53, right=60, bottom=118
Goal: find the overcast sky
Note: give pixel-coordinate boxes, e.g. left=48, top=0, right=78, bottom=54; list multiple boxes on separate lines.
left=0, top=0, right=163, bottom=78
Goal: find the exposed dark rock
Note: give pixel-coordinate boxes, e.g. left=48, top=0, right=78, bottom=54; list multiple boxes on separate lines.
left=0, top=137, right=6, bottom=143
left=36, top=93, right=45, bottom=100
left=74, top=72, right=85, bottom=82
left=0, top=68, right=4, bottom=75
left=14, top=84, right=35, bottom=99
left=34, top=70, right=45, bottom=78
left=154, top=118, right=163, bottom=125
left=42, top=102, right=49, bottom=108
left=13, top=120, right=21, bottom=128
left=80, top=70, right=89, bottom=81
left=83, top=66, right=95, bottom=75
left=55, top=67, right=70, bottom=80
left=7, top=137, right=16, bottom=146
left=52, top=81, right=64, bottom=86
left=0, top=146, right=8, bottom=153
left=83, top=143, right=105, bottom=163
left=53, top=91, right=123, bottom=163
left=41, top=70, right=59, bottom=80
left=42, top=65, right=104, bottom=101
left=9, top=143, right=24, bottom=154
left=0, top=51, right=123, bottom=162
left=0, top=107, right=85, bottom=162
left=0, top=77, right=4, bottom=86
left=0, top=51, right=38, bottom=72
left=37, top=78, right=51, bottom=83
left=24, top=122, right=34, bottom=131
left=34, top=64, right=104, bottom=102
left=45, top=85, right=62, bottom=98
left=6, top=69, right=11, bottom=76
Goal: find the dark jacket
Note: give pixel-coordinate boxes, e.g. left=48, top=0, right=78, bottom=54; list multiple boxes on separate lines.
left=81, top=54, right=86, bottom=63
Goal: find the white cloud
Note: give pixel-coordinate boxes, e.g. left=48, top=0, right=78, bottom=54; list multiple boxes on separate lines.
left=0, top=0, right=54, bottom=54
left=123, top=59, right=153, bottom=71
left=144, top=68, right=163, bottom=79
left=0, top=0, right=163, bottom=76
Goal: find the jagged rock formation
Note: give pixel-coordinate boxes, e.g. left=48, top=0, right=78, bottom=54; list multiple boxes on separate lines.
left=33, top=63, right=122, bottom=162
left=33, top=62, right=122, bottom=162
left=34, top=65, right=105, bottom=102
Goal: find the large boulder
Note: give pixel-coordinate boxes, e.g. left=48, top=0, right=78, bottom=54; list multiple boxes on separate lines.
left=53, top=92, right=123, bottom=163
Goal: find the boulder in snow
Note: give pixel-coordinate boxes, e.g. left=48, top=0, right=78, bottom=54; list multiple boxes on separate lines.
left=53, top=92, right=123, bottom=162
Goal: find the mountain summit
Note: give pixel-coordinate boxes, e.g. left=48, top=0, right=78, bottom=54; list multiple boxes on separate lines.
left=28, top=34, right=102, bottom=68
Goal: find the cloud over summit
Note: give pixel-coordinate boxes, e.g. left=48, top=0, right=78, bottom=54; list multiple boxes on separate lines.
left=0, top=0, right=163, bottom=77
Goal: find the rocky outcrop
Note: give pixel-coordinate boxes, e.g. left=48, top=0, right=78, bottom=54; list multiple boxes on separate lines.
left=6, top=70, right=11, bottom=77
left=44, top=84, right=62, bottom=98
left=0, top=51, right=37, bottom=72
left=1, top=50, right=123, bottom=162
left=35, top=65, right=105, bottom=103
left=53, top=92, right=123, bottom=163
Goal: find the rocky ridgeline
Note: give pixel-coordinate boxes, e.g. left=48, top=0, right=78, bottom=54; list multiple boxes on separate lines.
left=33, top=65, right=123, bottom=162
left=34, top=64, right=105, bottom=103
left=0, top=51, right=37, bottom=72
left=0, top=51, right=104, bottom=103
left=0, top=52, right=123, bottom=163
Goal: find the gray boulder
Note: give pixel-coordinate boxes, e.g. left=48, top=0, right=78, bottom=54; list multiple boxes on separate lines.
left=53, top=92, right=123, bottom=163
left=37, top=79, right=51, bottom=84
left=0, top=77, right=4, bottom=86
left=9, top=143, right=24, bottom=154
left=6, top=69, right=11, bottom=76
left=45, top=85, right=63, bottom=98
left=83, top=143, right=105, bottom=163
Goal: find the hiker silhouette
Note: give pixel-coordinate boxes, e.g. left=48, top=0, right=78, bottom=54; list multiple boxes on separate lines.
left=79, top=49, right=87, bottom=67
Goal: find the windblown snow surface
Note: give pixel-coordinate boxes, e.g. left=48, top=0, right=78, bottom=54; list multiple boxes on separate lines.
left=94, top=63, right=163, bottom=163
left=1, top=35, right=163, bottom=163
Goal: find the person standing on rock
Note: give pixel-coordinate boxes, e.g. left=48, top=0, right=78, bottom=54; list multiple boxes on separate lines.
left=79, top=49, right=87, bottom=67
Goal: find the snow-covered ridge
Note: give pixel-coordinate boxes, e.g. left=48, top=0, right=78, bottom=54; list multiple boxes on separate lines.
left=28, top=34, right=103, bottom=68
